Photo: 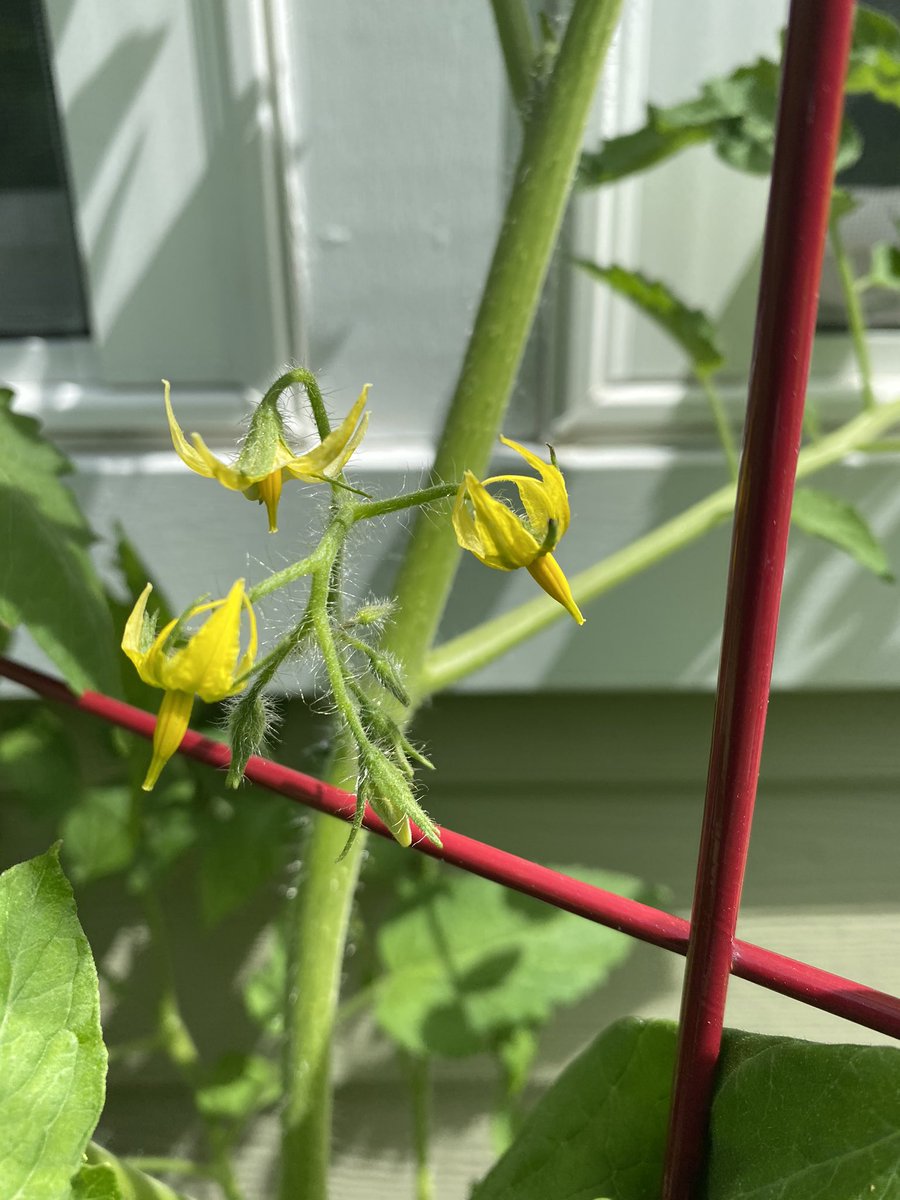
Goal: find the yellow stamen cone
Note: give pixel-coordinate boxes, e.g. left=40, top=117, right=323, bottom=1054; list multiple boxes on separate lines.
left=143, top=690, right=195, bottom=790
left=256, top=471, right=283, bottom=533
left=527, top=554, right=585, bottom=625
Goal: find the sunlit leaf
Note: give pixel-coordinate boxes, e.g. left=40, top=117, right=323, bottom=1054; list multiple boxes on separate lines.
left=374, top=868, right=653, bottom=1058
left=792, top=487, right=894, bottom=581
left=575, top=261, right=723, bottom=375
left=0, top=847, right=106, bottom=1200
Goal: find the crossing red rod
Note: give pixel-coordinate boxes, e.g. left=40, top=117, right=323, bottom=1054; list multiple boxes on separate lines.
left=5, top=654, right=900, bottom=1043
left=661, top=2, right=857, bottom=1197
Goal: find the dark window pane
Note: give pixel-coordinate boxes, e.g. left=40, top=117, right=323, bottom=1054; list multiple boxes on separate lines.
left=0, top=0, right=89, bottom=337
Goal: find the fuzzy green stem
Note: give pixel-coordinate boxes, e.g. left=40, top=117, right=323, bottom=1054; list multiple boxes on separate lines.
left=248, top=549, right=323, bottom=602
left=381, top=0, right=624, bottom=688
left=409, top=1055, right=434, bottom=1200
left=421, top=397, right=900, bottom=691
left=830, top=217, right=876, bottom=411
left=122, top=1157, right=215, bottom=1180
left=279, top=744, right=365, bottom=1200
left=352, top=483, right=459, bottom=523
left=490, top=0, right=538, bottom=115
left=262, top=367, right=333, bottom=439
left=697, top=371, right=739, bottom=479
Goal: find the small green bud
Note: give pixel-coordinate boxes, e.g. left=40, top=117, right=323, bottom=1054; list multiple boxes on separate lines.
left=226, top=689, right=272, bottom=788
left=347, top=598, right=397, bottom=628
left=235, top=396, right=286, bottom=478
left=340, top=632, right=411, bottom=707
left=354, top=746, right=441, bottom=851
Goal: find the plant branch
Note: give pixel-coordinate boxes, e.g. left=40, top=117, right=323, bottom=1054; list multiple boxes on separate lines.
left=830, top=216, right=876, bottom=410
left=490, top=0, right=539, bottom=115
left=697, top=371, right=739, bottom=479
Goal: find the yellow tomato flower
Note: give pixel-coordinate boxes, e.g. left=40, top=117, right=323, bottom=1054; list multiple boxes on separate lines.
left=122, top=579, right=258, bottom=790
left=452, top=436, right=585, bottom=624
left=164, top=380, right=370, bottom=532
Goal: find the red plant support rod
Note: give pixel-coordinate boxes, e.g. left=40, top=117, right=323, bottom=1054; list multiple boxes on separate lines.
left=661, top=2, right=856, bottom=1197
left=5, top=654, right=900, bottom=1043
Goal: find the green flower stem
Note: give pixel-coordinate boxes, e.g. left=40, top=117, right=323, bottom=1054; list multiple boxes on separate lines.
left=830, top=216, right=876, bottom=411
left=381, top=0, right=625, bottom=690
left=697, top=371, right=739, bottom=480
left=279, top=743, right=366, bottom=1200
left=490, top=0, right=538, bottom=115
left=409, top=1055, right=435, bottom=1200
left=421, top=397, right=900, bottom=692
left=351, top=483, right=459, bottom=523
left=262, top=367, right=333, bottom=439
left=248, top=549, right=324, bottom=603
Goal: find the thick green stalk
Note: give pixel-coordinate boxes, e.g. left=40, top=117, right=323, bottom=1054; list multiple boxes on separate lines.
left=410, top=1055, right=435, bottom=1200
left=421, top=397, right=900, bottom=691
left=382, top=0, right=625, bottom=685
left=279, top=746, right=365, bottom=1200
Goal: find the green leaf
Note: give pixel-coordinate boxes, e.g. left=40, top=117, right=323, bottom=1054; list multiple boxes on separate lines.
left=575, top=262, right=723, bottom=376
left=0, top=708, right=79, bottom=815
left=82, top=1144, right=194, bottom=1200
left=792, top=487, right=894, bottom=581
left=857, top=240, right=900, bottom=293
left=199, top=793, right=292, bottom=926
left=472, top=1018, right=674, bottom=1200
left=846, top=6, right=900, bottom=107
left=0, top=847, right=106, bottom=1200
left=62, top=787, right=137, bottom=885
left=195, top=1052, right=281, bottom=1121
left=578, top=115, right=712, bottom=186
left=71, top=1163, right=122, bottom=1200
left=128, top=780, right=198, bottom=894
left=708, top=1030, right=900, bottom=1197
left=474, top=1019, right=900, bottom=1200
left=0, top=391, right=118, bottom=694
left=374, top=868, right=653, bottom=1058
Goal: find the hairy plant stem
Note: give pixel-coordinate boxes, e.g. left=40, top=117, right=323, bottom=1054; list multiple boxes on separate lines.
left=830, top=216, right=876, bottom=410
left=86, top=1143, right=193, bottom=1199
left=277, top=4, right=623, bottom=1195
left=421, top=397, right=900, bottom=692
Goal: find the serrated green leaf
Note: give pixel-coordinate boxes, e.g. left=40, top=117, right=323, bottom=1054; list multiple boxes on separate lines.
left=575, top=262, right=723, bottom=375
left=71, top=1162, right=122, bottom=1200
left=792, top=487, right=894, bottom=581
left=847, top=6, right=900, bottom=107
left=472, top=1018, right=674, bottom=1200
left=62, top=787, right=137, bottom=885
left=199, top=794, right=291, bottom=926
left=195, top=1052, right=281, bottom=1121
left=708, top=1031, right=900, bottom=1198
left=0, top=847, right=106, bottom=1200
left=578, top=116, right=711, bottom=186
left=374, top=868, right=653, bottom=1058
left=0, top=393, right=117, bottom=694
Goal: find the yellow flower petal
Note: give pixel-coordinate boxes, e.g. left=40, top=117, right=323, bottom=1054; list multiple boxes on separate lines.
left=190, top=433, right=260, bottom=492
left=142, top=689, right=194, bottom=790
left=164, top=380, right=214, bottom=478
left=282, top=384, right=371, bottom=481
left=527, top=554, right=585, bottom=624
left=121, top=582, right=153, bottom=674
left=498, top=436, right=571, bottom=539
left=453, top=472, right=540, bottom=569
left=161, top=579, right=248, bottom=700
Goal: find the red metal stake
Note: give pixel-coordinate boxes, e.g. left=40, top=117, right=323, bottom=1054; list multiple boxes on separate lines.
left=661, top=2, right=856, bottom=1196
